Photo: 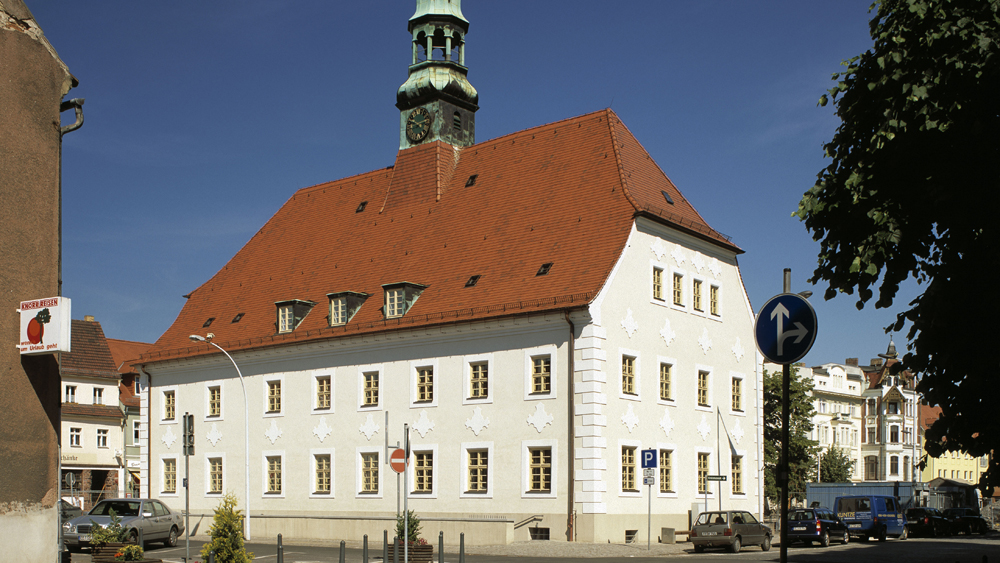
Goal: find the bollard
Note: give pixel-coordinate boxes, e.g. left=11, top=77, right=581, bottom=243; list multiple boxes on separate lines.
left=439, top=531, right=444, bottom=563
left=137, top=527, right=143, bottom=548
left=393, top=535, right=399, bottom=563
left=459, top=532, right=465, bottom=563
left=208, top=550, right=215, bottom=563
left=339, top=540, right=346, bottom=563
left=363, top=533, right=369, bottom=563
left=277, top=533, right=284, bottom=563
left=383, top=530, right=388, bottom=563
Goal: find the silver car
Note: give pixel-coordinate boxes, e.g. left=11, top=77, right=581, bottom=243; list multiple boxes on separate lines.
left=690, top=510, right=773, bottom=553
left=62, top=498, right=184, bottom=552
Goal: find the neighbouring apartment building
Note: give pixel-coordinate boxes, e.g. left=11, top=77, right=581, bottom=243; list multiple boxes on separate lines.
left=60, top=318, right=125, bottom=508
left=108, top=338, right=152, bottom=497
left=138, top=0, right=763, bottom=544
left=858, top=342, right=921, bottom=483
left=806, top=363, right=865, bottom=482
left=919, top=405, right=988, bottom=484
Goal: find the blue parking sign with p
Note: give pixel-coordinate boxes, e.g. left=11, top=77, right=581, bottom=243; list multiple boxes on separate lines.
left=641, top=449, right=657, bottom=468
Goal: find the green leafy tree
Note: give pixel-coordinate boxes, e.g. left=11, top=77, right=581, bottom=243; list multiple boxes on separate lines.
left=763, top=368, right=818, bottom=510
left=395, top=509, right=423, bottom=545
left=795, top=0, right=1000, bottom=493
left=818, top=447, right=854, bottom=483
left=201, top=493, right=253, bottom=563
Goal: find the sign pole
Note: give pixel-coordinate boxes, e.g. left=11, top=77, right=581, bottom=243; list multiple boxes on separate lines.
left=403, top=424, right=409, bottom=563
left=647, top=477, right=651, bottom=551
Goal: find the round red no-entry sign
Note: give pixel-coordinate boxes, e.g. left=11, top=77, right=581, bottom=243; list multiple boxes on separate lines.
left=389, top=448, right=407, bottom=473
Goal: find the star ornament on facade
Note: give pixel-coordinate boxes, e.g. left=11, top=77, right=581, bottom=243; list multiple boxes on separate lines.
left=732, top=419, right=744, bottom=444
left=162, top=426, right=177, bottom=449
left=671, top=247, right=686, bottom=266
left=659, top=318, right=676, bottom=347
left=465, top=406, right=490, bottom=436
left=413, top=410, right=435, bottom=438
left=691, top=253, right=705, bottom=273
left=264, top=420, right=283, bottom=445
left=620, top=308, right=639, bottom=339
left=697, top=414, right=711, bottom=440
left=731, top=337, right=745, bottom=363
left=527, top=403, right=554, bottom=433
left=651, top=239, right=667, bottom=261
left=313, top=417, right=333, bottom=443
left=708, top=258, right=722, bottom=279
left=359, top=414, right=380, bottom=441
left=206, top=423, right=223, bottom=447
left=659, top=408, right=675, bottom=437
left=699, top=328, right=713, bottom=354
left=621, top=403, right=640, bottom=433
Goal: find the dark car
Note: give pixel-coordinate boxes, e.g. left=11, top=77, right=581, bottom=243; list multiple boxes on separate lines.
left=905, top=507, right=949, bottom=537
left=62, top=498, right=184, bottom=552
left=943, top=507, right=989, bottom=535
left=690, top=510, right=773, bottom=553
left=59, top=500, right=83, bottom=523
left=786, top=507, right=850, bottom=546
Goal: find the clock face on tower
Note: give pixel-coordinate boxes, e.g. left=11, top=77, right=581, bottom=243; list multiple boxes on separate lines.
left=405, top=107, right=432, bottom=143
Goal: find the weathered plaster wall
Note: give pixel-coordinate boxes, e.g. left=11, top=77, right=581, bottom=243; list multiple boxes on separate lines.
left=0, top=1, right=75, bottom=559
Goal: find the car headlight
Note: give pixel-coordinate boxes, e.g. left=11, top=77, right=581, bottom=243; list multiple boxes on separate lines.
left=63, top=521, right=73, bottom=532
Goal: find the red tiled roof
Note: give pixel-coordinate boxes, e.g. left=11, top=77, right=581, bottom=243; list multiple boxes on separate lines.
left=61, top=320, right=120, bottom=379
left=61, top=403, right=123, bottom=420
left=142, top=110, right=740, bottom=363
left=107, top=339, right=151, bottom=374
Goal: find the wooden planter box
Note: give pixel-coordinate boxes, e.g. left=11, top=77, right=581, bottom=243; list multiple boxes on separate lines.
left=85, top=543, right=161, bottom=563
left=387, top=543, right=433, bottom=562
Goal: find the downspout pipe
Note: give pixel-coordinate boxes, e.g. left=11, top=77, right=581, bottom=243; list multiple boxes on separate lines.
left=60, top=98, right=85, bottom=135
left=564, top=311, right=576, bottom=541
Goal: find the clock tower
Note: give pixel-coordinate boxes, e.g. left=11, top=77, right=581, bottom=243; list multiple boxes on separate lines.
left=397, top=0, right=478, bottom=149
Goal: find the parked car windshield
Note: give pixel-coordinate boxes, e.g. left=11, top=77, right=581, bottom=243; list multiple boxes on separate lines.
left=695, top=512, right=728, bottom=525
left=788, top=510, right=815, bottom=520
left=89, top=500, right=141, bottom=517
left=837, top=497, right=871, bottom=513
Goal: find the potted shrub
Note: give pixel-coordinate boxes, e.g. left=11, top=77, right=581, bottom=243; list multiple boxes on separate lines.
left=112, top=544, right=145, bottom=562
left=200, top=493, right=253, bottom=563
left=390, top=510, right=432, bottom=562
left=89, top=510, right=134, bottom=563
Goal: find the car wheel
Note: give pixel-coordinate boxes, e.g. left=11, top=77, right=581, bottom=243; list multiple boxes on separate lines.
left=128, top=529, right=139, bottom=545
left=842, top=530, right=850, bottom=544
left=761, top=534, right=772, bottom=552
left=166, top=526, right=179, bottom=548
left=899, top=525, right=908, bottom=540
left=694, top=544, right=705, bottom=553
left=729, top=536, right=741, bottom=554
left=877, top=526, right=887, bottom=542
left=819, top=530, right=830, bottom=547
left=966, top=524, right=972, bottom=536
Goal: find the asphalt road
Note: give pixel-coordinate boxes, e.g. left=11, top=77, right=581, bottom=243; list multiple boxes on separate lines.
left=68, top=534, right=1000, bottom=563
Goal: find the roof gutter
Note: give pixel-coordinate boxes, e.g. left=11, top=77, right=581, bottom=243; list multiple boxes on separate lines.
left=564, top=310, right=576, bottom=541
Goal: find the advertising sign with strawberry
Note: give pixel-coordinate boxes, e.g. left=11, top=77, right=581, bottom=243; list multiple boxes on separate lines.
left=18, top=297, right=72, bottom=355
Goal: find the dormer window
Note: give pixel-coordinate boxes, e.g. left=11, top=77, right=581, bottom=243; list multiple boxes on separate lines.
left=328, top=291, right=368, bottom=326
left=275, top=299, right=316, bottom=333
left=382, top=282, right=426, bottom=319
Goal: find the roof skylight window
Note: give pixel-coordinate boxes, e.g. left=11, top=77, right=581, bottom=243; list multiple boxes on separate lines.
left=356, top=201, right=368, bottom=213
left=203, top=317, right=215, bottom=328
left=661, top=190, right=675, bottom=205
left=232, top=313, right=244, bottom=323
left=536, top=263, right=553, bottom=276
left=465, top=174, right=478, bottom=187
left=465, top=275, right=481, bottom=287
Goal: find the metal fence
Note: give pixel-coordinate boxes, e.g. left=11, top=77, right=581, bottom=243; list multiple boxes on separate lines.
left=61, top=489, right=127, bottom=513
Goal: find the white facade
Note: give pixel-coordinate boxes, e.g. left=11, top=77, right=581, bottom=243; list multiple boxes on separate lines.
left=61, top=375, right=125, bottom=500
left=802, top=363, right=865, bottom=482
left=861, top=370, right=920, bottom=482
left=141, top=218, right=761, bottom=544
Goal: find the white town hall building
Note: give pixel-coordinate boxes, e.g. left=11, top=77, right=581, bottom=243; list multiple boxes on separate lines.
left=138, top=0, right=763, bottom=545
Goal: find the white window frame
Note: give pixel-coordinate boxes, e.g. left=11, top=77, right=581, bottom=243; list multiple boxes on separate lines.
left=409, top=359, right=439, bottom=408
left=695, top=365, right=713, bottom=412
left=656, top=442, right=678, bottom=498
left=695, top=447, right=715, bottom=498
left=670, top=267, right=688, bottom=310
left=459, top=441, right=494, bottom=499
left=96, top=428, right=108, bottom=448
left=521, top=439, right=558, bottom=499
left=355, top=446, right=383, bottom=498
left=524, top=345, right=558, bottom=400
left=408, top=443, right=439, bottom=498
left=729, top=448, right=747, bottom=498
left=161, top=386, right=178, bottom=423
left=309, top=447, right=336, bottom=498
left=652, top=264, right=665, bottom=303
left=313, top=371, right=335, bottom=413
left=617, top=438, right=642, bottom=498
left=729, top=372, right=746, bottom=416
left=263, top=374, right=284, bottom=417
left=708, top=282, right=723, bottom=319
left=93, top=387, right=104, bottom=405
left=618, top=348, right=641, bottom=401
left=69, top=427, right=82, bottom=448
left=357, top=364, right=383, bottom=411
left=657, top=356, right=676, bottom=406
left=204, top=381, right=224, bottom=421
left=330, top=296, right=348, bottom=326
left=261, top=450, right=286, bottom=498
left=462, top=354, right=493, bottom=406
left=159, top=455, right=179, bottom=497
left=65, top=385, right=77, bottom=403
left=691, top=275, right=707, bottom=315
left=385, top=288, right=405, bottom=319
left=133, top=420, right=141, bottom=445
left=204, top=453, right=226, bottom=498
left=277, top=304, right=294, bottom=333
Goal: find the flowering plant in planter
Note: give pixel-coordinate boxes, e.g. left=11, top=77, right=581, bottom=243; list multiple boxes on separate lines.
left=113, top=544, right=145, bottom=561
left=395, top=509, right=425, bottom=545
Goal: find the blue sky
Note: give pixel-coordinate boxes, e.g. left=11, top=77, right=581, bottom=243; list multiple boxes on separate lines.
left=29, top=0, right=917, bottom=367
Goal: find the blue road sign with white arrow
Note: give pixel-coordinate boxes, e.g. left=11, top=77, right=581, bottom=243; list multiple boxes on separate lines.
left=754, top=293, right=817, bottom=364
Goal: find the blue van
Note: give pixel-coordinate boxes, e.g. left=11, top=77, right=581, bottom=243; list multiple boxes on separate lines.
left=834, top=495, right=908, bottom=541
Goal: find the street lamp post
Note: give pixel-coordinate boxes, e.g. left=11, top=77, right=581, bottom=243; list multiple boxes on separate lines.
left=190, top=334, right=251, bottom=540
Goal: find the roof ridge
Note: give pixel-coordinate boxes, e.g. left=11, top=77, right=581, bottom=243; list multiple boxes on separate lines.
left=605, top=108, right=641, bottom=212
left=472, top=108, right=611, bottom=149
left=296, top=165, right=395, bottom=198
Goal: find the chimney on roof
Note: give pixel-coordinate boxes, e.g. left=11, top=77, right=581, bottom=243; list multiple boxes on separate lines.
left=84, top=315, right=95, bottom=322
left=871, top=358, right=883, bottom=369
left=846, top=358, right=859, bottom=367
